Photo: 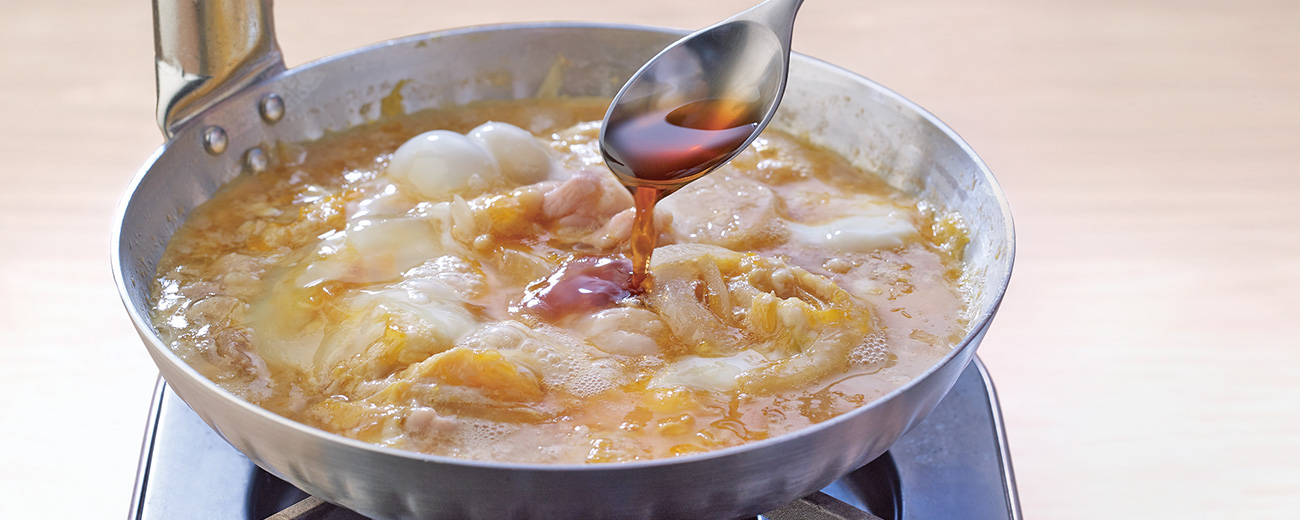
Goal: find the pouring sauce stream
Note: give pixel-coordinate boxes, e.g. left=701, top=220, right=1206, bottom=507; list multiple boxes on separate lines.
left=603, top=98, right=764, bottom=287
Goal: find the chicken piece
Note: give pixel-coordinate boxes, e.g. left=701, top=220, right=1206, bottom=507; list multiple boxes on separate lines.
left=579, top=307, right=670, bottom=356
left=579, top=207, right=675, bottom=252
left=541, top=169, right=633, bottom=236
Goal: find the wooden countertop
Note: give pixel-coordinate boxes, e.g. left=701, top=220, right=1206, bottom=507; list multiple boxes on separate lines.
left=1, top=0, right=1296, bottom=518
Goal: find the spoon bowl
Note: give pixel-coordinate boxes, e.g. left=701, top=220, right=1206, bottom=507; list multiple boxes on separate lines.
left=601, top=0, right=805, bottom=190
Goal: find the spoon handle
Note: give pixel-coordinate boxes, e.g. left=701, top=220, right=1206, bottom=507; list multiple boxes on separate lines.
left=731, top=0, right=806, bottom=45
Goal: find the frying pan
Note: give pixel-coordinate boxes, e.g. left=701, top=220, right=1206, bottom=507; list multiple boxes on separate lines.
left=113, top=1, right=1015, bottom=518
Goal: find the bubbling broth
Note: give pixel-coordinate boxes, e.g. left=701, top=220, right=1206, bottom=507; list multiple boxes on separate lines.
left=150, top=98, right=971, bottom=463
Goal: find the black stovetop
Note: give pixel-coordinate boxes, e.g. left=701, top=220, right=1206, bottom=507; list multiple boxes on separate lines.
left=130, top=357, right=1020, bottom=520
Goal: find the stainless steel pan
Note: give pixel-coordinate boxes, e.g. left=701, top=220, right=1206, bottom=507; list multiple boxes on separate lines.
left=113, top=1, right=1015, bottom=518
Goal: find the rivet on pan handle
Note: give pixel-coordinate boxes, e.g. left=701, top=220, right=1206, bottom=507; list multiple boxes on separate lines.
left=152, top=0, right=286, bottom=138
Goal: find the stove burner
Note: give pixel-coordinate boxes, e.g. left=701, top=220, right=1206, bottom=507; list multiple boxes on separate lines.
left=130, top=358, right=1019, bottom=520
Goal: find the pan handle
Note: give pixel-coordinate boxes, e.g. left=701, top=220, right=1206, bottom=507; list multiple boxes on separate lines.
left=153, top=0, right=285, bottom=138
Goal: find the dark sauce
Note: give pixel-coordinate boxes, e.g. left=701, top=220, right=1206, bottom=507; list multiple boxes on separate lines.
left=602, top=98, right=764, bottom=287
left=603, top=98, right=762, bottom=184
left=516, top=256, right=636, bottom=321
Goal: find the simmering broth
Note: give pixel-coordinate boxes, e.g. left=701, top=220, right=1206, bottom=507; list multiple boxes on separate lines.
left=149, top=98, right=969, bottom=463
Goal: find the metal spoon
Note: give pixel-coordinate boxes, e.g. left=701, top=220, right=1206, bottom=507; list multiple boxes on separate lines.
left=600, top=0, right=805, bottom=192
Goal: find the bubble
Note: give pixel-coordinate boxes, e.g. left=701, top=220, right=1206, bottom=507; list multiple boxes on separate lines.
left=454, top=417, right=518, bottom=449
left=565, top=368, right=614, bottom=398
left=553, top=355, right=624, bottom=399
left=849, top=332, right=891, bottom=367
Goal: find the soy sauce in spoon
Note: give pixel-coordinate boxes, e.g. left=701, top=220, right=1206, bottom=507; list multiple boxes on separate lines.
left=600, top=0, right=804, bottom=290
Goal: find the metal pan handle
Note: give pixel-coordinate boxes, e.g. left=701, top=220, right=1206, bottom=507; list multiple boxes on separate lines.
left=153, top=0, right=285, bottom=138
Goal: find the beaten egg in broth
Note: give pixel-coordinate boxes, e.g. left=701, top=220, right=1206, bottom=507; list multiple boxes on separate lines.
left=151, top=98, right=970, bottom=463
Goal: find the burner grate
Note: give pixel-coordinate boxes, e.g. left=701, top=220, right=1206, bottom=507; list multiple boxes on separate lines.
left=265, top=491, right=886, bottom=520
left=131, top=358, right=1018, bottom=520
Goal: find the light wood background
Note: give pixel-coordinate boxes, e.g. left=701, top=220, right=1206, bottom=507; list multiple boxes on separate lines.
left=1, top=1, right=1296, bottom=518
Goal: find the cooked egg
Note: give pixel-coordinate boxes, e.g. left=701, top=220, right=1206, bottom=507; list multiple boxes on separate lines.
left=786, top=212, right=919, bottom=251
left=580, top=307, right=667, bottom=356
left=388, top=130, right=497, bottom=199
left=295, top=217, right=442, bottom=287
left=648, top=350, right=769, bottom=392
left=467, top=121, right=554, bottom=185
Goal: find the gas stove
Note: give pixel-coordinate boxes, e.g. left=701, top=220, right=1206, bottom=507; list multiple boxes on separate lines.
left=129, top=357, right=1019, bottom=520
